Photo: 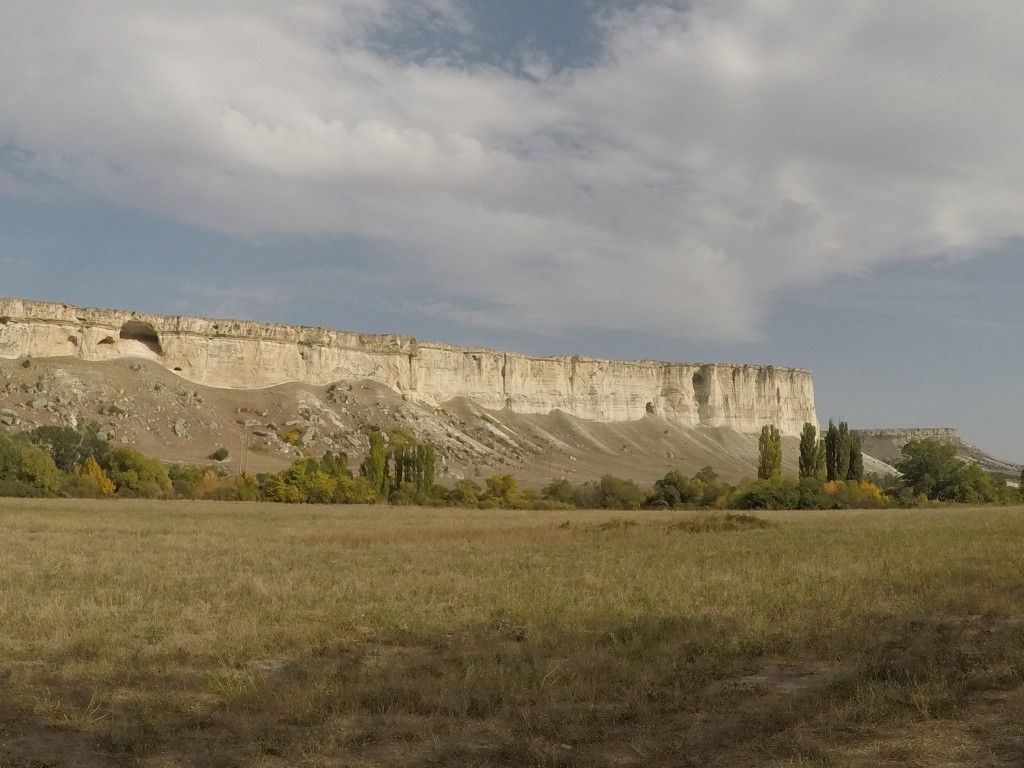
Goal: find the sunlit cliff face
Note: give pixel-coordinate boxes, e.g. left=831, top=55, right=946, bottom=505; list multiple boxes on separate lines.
left=0, top=299, right=816, bottom=435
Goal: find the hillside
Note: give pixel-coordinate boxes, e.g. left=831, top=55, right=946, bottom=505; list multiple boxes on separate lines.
left=858, top=428, right=1021, bottom=481
left=0, top=357, right=800, bottom=485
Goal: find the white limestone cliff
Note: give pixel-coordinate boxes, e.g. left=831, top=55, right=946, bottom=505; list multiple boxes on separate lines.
left=0, top=298, right=817, bottom=435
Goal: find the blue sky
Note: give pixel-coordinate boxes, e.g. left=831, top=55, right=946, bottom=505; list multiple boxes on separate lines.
left=2, top=1, right=1023, bottom=460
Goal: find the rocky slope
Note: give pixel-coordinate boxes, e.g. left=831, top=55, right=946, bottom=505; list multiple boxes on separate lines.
left=0, top=357, right=802, bottom=484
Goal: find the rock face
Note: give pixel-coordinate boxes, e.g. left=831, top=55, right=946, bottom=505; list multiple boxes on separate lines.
left=0, top=298, right=817, bottom=435
left=856, top=428, right=960, bottom=444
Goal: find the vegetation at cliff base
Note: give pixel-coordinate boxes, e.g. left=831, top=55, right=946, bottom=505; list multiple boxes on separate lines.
left=0, top=421, right=1018, bottom=510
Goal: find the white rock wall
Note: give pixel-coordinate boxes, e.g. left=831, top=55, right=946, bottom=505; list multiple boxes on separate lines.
left=0, top=298, right=817, bottom=435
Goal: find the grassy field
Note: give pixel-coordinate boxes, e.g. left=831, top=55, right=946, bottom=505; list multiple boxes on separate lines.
left=1, top=501, right=1024, bottom=767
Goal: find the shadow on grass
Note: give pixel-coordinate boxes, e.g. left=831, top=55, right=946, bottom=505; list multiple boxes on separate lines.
left=2, top=614, right=1024, bottom=767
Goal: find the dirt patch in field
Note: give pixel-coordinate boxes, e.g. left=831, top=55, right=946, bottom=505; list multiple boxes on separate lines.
left=557, top=513, right=773, bottom=535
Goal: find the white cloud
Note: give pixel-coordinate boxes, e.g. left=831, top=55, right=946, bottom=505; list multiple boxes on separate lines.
left=2, top=1, right=1024, bottom=342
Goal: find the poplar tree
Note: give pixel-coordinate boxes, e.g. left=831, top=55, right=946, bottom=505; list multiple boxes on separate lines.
left=799, top=422, right=818, bottom=479
left=758, top=424, right=782, bottom=480
left=360, top=430, right=389, bottom=496
left=825, top=420, right=839, bottom=481
left=416, top=444, right=436, bottom=492
left=848, top=432, right=864, bottom=481
left=837, top=422, right=852, bottom=480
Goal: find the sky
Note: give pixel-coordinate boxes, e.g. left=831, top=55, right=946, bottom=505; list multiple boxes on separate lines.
left=1, top=1, right=1023, bottom=460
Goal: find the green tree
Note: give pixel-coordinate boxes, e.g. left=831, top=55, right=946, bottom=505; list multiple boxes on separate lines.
left=0, top=436, right=63, bottom=497
left=484, top=474, right=518, bottom=505
left=594, top=474, right=646, bottom=509
left=894, top=439, right=963, bottom=499
left=836, top=422, right=851, bottom=480
left=944, top=462, right=1003, bottom=504
left=28, top=424, right=109, bottom=473
left=848, top=431, right=864, bottom=481
left=416, top=444, right=436, bottom=492
left=758, top=425, right=782, bottom=480
left=651, top=470, right=705, bottom=508
left=814, top=438, right=827, bottom=480
left=541, top=478, right=576, bottom=505
left=101, top=447, right=172, bottom=497
left=825, top=420, right=839, bottom=481
left=359, top=430, right=389, bottom=497
left=695, top=465, right=726, bottom=507
left=798, top=423, right=818, bottom=479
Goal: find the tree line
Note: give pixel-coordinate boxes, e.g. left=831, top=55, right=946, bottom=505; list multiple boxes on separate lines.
left=0, top=421, right=1018, bottom=509
left=756, top=420, right=1016, bottom=507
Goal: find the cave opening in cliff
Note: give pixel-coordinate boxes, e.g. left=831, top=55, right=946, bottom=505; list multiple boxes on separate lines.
left=119, top=321, right=164, bottom=356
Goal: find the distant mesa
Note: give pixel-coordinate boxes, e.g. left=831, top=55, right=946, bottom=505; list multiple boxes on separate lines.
left=0, top=298, right=817, bottom=435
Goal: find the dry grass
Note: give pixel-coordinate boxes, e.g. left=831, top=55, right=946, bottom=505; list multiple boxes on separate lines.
left=1, top=500, right=1024, bottom=766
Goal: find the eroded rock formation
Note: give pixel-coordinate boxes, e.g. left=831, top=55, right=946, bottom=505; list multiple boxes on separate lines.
left=0, top=298, right=817, bottom=435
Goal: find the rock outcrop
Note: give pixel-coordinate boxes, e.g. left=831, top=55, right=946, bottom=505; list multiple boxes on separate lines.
left=0, top=298, right=817, bottom=435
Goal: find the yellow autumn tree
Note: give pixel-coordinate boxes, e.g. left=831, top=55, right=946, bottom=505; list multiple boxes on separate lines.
left=76, top=456, right=116, bottom=497
left=194, top=468, right=220, bottom=499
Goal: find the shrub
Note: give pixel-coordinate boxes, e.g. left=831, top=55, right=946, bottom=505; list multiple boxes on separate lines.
left=390, top=481, right=420, bottom=506
left=541, top=478, right=576, bottom=505
left=208, top=447, right=230, bottom=462
left=205, top=474, right=263, bottom=502
left=0, top=436, right=63, bottom=497
left=448, top=479, right=481, bottom=507
left=335, top=476, right=379, bottom=504
left=731, top=478, right=800, bottom=510
left=594, top=474, right=647, bottom=510
left=650, top=470, right=705, bottom=508
left=75, top=457, right=116, bottom=497
left=481, top=475, right=519, bottom=508
left=102, top=447, right=172, bottom=498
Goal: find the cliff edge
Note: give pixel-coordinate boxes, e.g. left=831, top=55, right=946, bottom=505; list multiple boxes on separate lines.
left=0, top=298, right=816, bottom=435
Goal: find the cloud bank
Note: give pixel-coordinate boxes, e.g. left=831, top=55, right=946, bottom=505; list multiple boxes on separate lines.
left=2, top=1, right=1023, bottom=341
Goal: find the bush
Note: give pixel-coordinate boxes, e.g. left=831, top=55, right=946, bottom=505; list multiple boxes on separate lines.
left=484, top=475, right=518, bottom=504
left=541, top=477, right=575, bottom=505
left=61, top=474, right=110, bottom=499
left=208, top=447, right=230, bottom=462
left=389, top=481, right=420, bottom=506
left=0, top=436, right=63, bottom=497
left=335, top=476, right=379, bottom=504
left=730, top=478, right=800, bottom=510
left=593, top=474, right=647, bottom=510
left=169, top=465, right=221, bottom=499
left=650, top=471, right=705, bottom=508
left=448, top=479, right=481, bottom=507
left=823, top=479, right=889, bottom=509
left=205, top=474, right=262, bottom=502
left=102, top=447, right=172, bottom=498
